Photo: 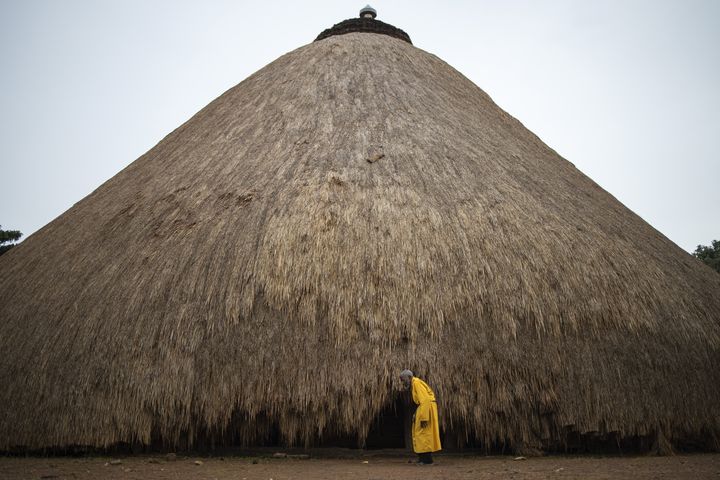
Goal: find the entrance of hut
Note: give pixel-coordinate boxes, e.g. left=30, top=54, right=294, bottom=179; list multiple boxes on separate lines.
left=364, top=394, right=411, bottom=449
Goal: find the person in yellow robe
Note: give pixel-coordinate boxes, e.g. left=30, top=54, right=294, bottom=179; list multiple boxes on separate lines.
left=400, top=370, right=442, bottom=464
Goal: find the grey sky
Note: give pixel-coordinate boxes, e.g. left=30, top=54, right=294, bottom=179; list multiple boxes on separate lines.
left=1, top=0, right=718, bottom=253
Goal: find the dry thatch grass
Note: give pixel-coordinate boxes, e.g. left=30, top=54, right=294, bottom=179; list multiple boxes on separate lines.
left=1, top=31, right=719, bottom=452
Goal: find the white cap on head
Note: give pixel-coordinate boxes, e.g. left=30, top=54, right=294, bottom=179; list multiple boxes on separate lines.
left=400, top=369, right=413, bottom=378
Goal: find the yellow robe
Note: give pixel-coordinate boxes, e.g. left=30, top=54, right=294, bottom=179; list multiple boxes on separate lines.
left=411, top=377, right=442, bottom=453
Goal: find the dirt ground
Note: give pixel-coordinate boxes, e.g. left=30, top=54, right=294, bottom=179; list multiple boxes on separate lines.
left=1, top=453, right=719, bottom=480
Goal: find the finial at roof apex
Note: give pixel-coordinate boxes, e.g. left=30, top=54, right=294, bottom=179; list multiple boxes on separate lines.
left=360, top=5, right=377, bottom=19
left=315, top=6, right=412, bottom=44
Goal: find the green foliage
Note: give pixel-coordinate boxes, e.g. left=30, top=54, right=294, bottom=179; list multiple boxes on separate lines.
left=0, top=225, right=23, bottom=256
left=693, top=239, right=720, bottom=274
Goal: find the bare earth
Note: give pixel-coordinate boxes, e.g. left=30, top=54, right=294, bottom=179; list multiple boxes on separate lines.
left=1, top=454, right=720, bottom=480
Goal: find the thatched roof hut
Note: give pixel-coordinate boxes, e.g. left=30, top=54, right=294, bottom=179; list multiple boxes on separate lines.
left=1, top=11, right=719, bottom=453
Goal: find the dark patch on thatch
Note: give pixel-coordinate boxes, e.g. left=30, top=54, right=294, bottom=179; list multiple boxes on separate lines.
left=367, top=154, right=384, bottom=164
left=0, top=33, right=719, bottom=453
left=216, top=191, right=255, bottom=209
left=315, top=18, right=412, bottom=44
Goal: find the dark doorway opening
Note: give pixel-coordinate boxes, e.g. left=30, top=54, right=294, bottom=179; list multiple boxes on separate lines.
left=364, top=394, right=407, bottom=449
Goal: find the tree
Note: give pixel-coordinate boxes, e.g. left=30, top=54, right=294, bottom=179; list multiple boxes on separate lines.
left=693, top=239, right=720, bottom=274
left=0, top=225, right=22, bottom=256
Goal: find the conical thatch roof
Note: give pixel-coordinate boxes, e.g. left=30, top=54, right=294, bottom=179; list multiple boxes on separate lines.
left=1, top=15, right=719, bottom=452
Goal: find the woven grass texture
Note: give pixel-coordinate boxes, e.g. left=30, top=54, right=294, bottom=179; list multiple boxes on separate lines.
left=1, top=32, right=719, bottom=450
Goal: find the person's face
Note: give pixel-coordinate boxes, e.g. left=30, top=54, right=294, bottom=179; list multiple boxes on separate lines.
left=400, top=375, right=411, bottom=388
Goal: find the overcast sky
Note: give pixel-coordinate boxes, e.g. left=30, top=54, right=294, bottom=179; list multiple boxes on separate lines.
left=1, top=0, right=718, bottom=253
